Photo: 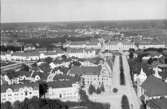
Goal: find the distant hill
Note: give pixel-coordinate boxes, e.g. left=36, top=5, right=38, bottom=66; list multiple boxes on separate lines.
left=1, top=19, right=167, bottom=30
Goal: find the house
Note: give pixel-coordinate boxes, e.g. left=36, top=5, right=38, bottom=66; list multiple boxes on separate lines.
left=141, top=75, right=167, bottom=101
left=80, top=61, right=98, bottom=67
left=46, top=81, right=80, bottom=102
left=67, top=65, right=112, bottom=91
left=64, top=40, right=101, bottom=49
left=138, top=42, right=166, bottom=49
left=104, top=41, right=137, bottom=51
left=24, top=44, right=36, bottom=51
left=158, top=64, right=167, bottom=82
left=0, top=50, right=65, bottom=61
left=134, top=68, right=147, bottom=97
left=1, top=83, right=39, bottom=103
left=67, top=48, right=96, bottom=58
left=1, top=80, right=80, bottom=103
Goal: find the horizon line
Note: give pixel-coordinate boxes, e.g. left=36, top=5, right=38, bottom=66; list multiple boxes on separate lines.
left=1, top=18, right=167, bottom=24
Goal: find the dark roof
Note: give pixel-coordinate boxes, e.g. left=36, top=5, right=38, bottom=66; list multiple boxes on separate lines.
left=12, top=52, right=40, bottom=56
left=47, top=80, right=76, bottom=88
left=1, top=82, right=39, bottom=93
left=68, top=66, right=101, bottom=75
left=31, top=71, right=48, bottom=80
left=70, top=41, right=87, bottom=45
left=147, top=98, right=167, bottom=109
left=39, top=63, right=51, bottom=73
left=141, top=75, right=167, bottom=97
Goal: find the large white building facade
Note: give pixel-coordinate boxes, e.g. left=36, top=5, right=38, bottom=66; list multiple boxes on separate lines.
left=138, top=44, right=166, bottom=49
left=1, top=84, right=39, bottom=103
left=104, top=42, right=137, bottom=51
left=63, top=41, right=102, bottom=49
left=1, top=82, right=80, bottom=103
left=68, top=65, right=112, bottom=92
left=46, top=82, right=80, bottom=102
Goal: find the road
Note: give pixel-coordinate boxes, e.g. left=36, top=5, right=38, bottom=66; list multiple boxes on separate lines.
left=89, top=54, right=141, bottom=109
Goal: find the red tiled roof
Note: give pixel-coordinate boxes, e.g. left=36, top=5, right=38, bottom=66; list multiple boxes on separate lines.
left=141, top=75, right=167, bottom=97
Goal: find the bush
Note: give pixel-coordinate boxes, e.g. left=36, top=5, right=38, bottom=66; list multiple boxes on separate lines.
left=88, top=84, right=96, bottom=95
left=79, top=89, right=89, bottom=102
left=120, top=71, right=125, bottom=85
left=121, top=95, right=130, bottom=109
left=112, top=88, right=118, bottom=93
left=96, top=87, right=102, bottom=94
left=100, top=83, right=105, bottom=92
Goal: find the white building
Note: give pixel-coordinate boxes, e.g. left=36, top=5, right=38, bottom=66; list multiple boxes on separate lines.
left=134, top=68, right=147, bottom=97
left=0, top=51, right=65, bottom=61
left=1, top=83, right=39, bottom=103
left=64, top=41, right=101, bottom=49
left=1, top=81, right=80, bottom=103
left=80, top=61, right=98, bottom=67
left=138, top=43, right=166, bottom=49
left=67, top=48, right=96, bottom=58
left=104, top=41, right=137, bottom=51
left=67, top=65, right=112, bottom=91
left=46, top=82, right=80, bottom=102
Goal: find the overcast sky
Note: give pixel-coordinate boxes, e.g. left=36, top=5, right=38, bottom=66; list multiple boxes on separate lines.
left=1, top=0, right=167, bottom=22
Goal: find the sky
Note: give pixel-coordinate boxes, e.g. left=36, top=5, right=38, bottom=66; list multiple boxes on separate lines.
left=1, top=0, right=167, bottom=22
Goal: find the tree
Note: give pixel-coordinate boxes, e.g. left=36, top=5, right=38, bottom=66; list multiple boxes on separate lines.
left=88, top=84, right=96, bottom=95
left=129, top=52, right=134, bottom=59
left=120, top=71, right=125, bottom=85
left=13, top=101, right=22, bottom=109
left=121, top=95, right=130, bottom=109
left=128, top=58, right=142, bottom=75
left=20, top=64, right=29, bottom=71
left=1, top=102, right=12, bottom=109
left=21, top=98, right=29, bottom=109
left=72, top=61, right=81, bottom=66
left=45, top=57, right=53, bottom=64
left=39, top=82, right=48, bottom=99
left=79, top=89, right=89, bottom=102
left=112, top=88, right=118, bottom=93
left=147, top=58, right=153, bottom=65
left=100, top=83, right=105, bottom=92
left=81, top=78, right=85, bottom=88
left=61, top=55, right=67, bottom=61
left=96, top=87, right=101, bottom=94
left=129, top=48, right=135, bottom=53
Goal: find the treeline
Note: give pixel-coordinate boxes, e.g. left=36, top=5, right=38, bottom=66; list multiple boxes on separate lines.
left=0, top=45, right=23, bottom=52
left=17, top=35, right=93, bottom=48
left=143, top=48, right=167, bottom=53
left=120, top=55, right=125, bottom=85
left=1, top=97, right=110, bottom=109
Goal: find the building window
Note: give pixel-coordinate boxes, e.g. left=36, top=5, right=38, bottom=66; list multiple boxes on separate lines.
left=25, top=91, right=28, bottom=96
left=59, top=94, right=62, bottom=98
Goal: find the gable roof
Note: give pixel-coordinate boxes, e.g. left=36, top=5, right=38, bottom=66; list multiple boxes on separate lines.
left=141, top=75, right=167, bottom=97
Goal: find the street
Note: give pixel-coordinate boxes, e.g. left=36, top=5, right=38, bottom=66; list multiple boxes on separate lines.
left=89, top=54, right=141, bottom=109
